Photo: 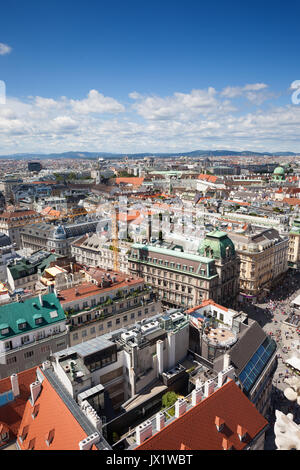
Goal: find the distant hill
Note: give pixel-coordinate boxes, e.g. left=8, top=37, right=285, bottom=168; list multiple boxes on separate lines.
left=0, top=150, right=298, bottom=160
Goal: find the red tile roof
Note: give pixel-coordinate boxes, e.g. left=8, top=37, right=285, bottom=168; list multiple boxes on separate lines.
left=135, top=380, right=268, bottom=450
left=197, top=174, right=218, bottom=183
left=0, top=367, right=37, bottom=446
left=185, top=299, right=228, bottom=315
left=17, top=369, right=94, bottom=450
left=283, top=198, right=300, bottom=206
left=115, top=177, right=144, bottom=186
left=58, top=278, right=143, bottom=304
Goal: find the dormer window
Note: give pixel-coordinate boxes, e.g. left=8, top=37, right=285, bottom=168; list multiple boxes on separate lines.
left=1, top=327, right=9, bottom=335
left=17, top=319, right=27, bottom=330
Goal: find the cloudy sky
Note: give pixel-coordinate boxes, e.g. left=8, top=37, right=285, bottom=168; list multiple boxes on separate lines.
left=0, top=0, right=300, bottom=154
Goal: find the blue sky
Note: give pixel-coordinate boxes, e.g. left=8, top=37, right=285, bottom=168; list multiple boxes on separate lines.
left=0, top=0, right=300, bottom=154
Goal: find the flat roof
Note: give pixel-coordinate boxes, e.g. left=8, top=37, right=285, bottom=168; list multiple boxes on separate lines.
left=54, top=335, right=115, bottom=359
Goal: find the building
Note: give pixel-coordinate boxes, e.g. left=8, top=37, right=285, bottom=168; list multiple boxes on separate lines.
left=132, top=379, right=268, bottom=450
left=228, top=226, right=288, bottom=303
left=129, top=231, right=239, bottom=309
left=288, top=220, right=300, bottom=270
left=20, top=218, right=107, bottom=256
left=58, top=268, right=162, bottom=346
left=0, top=209, right=42, bottom=248
left=16, top=363, right=110, bottom=450
left=50, top=309, right=190, bottom=416
left=0, top=367, right=37, bottom=449
left=0, top=233, right=17, bottom=282
left=27, top=162, right=42, bottom=173
left=198, top=230, right=240, bottom=306
left=0, top=292, right=68, bottom=379
left=6, top=251, right=58, bottom=292
left=188, top=302, right=277, bottom=416
left=71, top=232, right=130, bottom=273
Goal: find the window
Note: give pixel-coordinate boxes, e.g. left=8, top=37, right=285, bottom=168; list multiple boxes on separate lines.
left=24, top=350, right=34, bottom=359
left=98, top=324, right=103, bottom=331
left=116, top=318, right=120, bottom=325
left=138, top=311, right=142, bottom=317
left=123, top=315, right=128, bottom=322
left=107, top=321, right=112, bottom=328
left=73, top=333, right=78, bottom=341
left=82, top=330, right=87, bottom=338
left=21, top=335, right=30, bottom=345
left=90, top=327, right=96, bottom=334
left=7, top=356, right=17, bottom=365
left=130, top=313, right=135, bottom=319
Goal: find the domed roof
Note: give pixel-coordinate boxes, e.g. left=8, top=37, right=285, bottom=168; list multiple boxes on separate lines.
left=198, top=230, right=235, bottom=259
left=273, top=166, right=285, bottom=175
left=53, top=225, right=66, bottom=239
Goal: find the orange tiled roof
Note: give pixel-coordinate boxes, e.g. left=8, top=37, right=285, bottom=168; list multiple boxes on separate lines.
left=0, top=367, right=37, bottom=446
left=282, top=198, right=300, bottom=206
left=185, top=299, right=228, bottom=315
left=135, top=380, right=268, bottom=450
left=17, top=370, right=94, bottom=450
left=115, top=177, right=144, bottom=186
left=197, top=174, right=218, bottom=183
left=58, top=278, right=142, bottom=304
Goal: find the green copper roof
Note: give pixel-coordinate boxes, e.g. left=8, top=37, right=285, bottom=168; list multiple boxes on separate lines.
left=273, top=166, right=285, bottom=175
left=0, top=293, right=65, bottom=340
left=198, top=230, right=235, bottom=259
left=8, top=253, right=57, bottom=280
left=130, top=243, right=214, bottom=263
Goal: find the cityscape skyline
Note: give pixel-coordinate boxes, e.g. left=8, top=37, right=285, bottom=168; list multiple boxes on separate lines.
left=1, top=0, right=300, bottom=154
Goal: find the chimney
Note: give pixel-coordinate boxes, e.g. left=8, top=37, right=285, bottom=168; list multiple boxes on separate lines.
left=175, top=398, right=187, bottom=418
left=215, top=416, right=225, bottom=432
left=156, top=340, right=164, bottom=376
left=156, top=412, right=165, bottom=431
left=42, top=361, right=51, bottom=371
left=223, top=352, right=231, bottom=370
left=78, top=432, right=101, bottom=450
left=237, top=424, right=247, bottom=442
left=217, top=366, right=235, bottom=388
left=30, top=381, right=42, bottom=405
left=192, top=387, right=202, bottom=406
left=222, top=437, right=233, bottom=450
left=204, top=378, right=215, bottom=397
left=136, top=420, right=152, bottom=445
left=10, top=373, right=20, bottom=397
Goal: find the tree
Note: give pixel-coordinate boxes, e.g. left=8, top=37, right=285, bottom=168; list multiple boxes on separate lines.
left=161, top=391, right=179, bottom=417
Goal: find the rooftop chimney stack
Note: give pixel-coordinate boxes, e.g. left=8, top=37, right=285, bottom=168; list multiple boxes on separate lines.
left=218, top=366, right=235, bottom=388
left=136, top=420, right=152, bottom=445
left=175, top=398, right=187, bottom=418
left=192, top=387, right=202, bottom=407
left=223, top=352, right=231, bottom=370
left=78, top=432, right=101, bottom=450
left=204, top=378, right=215, bottom=397
left=30, top=381, right=42, bottom=405
left=156, top=412, right=165, bottom=432
left=10, top=373, right=20, bottom=397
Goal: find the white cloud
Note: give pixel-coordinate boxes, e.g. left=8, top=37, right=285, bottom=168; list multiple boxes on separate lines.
left=220, top=83, right=271, bottom=105
left=70, top=89, right=125, bottom=114
left=0, top=84, right=299, bottom=154
left=0, top=43, right=12, bottom=55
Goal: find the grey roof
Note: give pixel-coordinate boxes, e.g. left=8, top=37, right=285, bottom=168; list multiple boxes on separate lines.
left=0, top=232, right=12, bottom=247
left=229, top=321, right=267, bottom=375
left=53, top=335, right=115, bottom=359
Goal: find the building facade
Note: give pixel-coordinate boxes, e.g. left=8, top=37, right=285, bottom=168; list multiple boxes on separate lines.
left=228, top=227, right=288, bottom=303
